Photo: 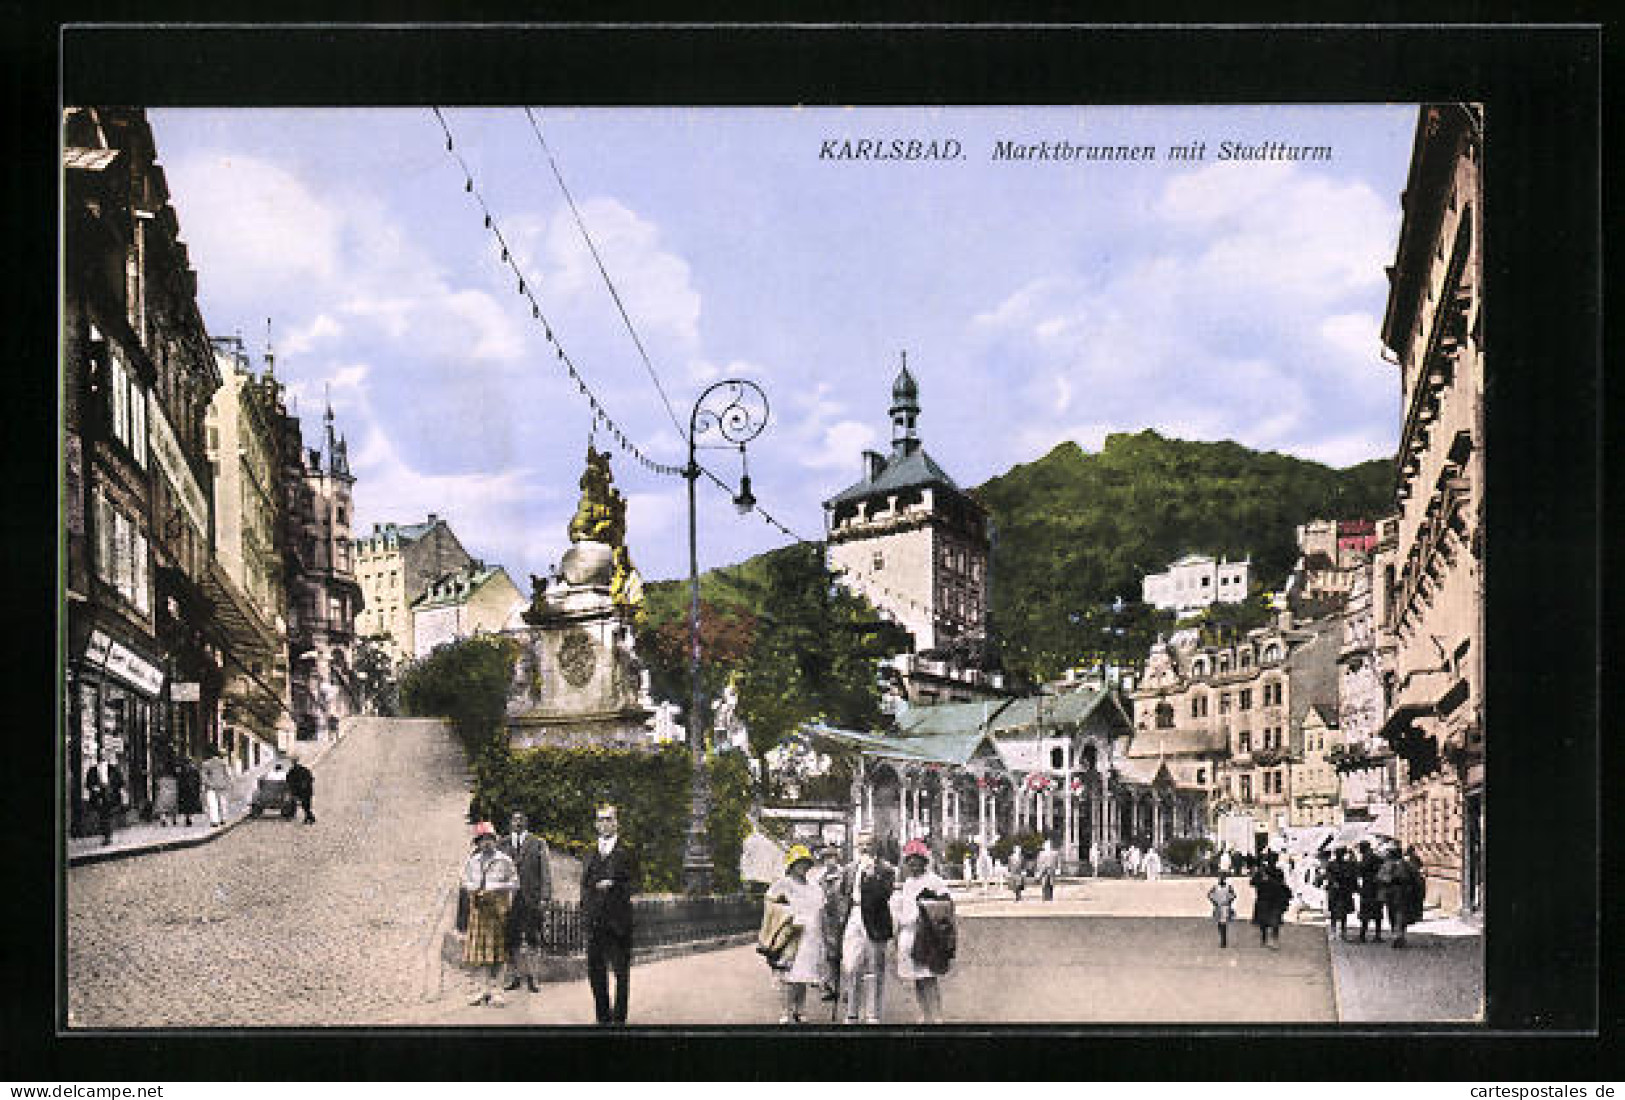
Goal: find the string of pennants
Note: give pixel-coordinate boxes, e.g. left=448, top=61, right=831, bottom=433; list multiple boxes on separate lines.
left=432, top=107, right=684, bottom=480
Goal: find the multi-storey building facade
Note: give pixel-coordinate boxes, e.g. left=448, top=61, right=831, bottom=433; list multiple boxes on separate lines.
left=64, top=107, right=222, bottom=834
left=1131, top=612, right=1338, bottom=851
left=1291, top=518, right=1380, bottom=608
left=410, top=562, right=524, bottom=659
left=1290, top=705, right=1344, bottom=827
left=824, top=360, right=997, bottom=701
left=353, top=514, right=473, bottom=667
left=1375, top=103, right=1485, bottom=917
left=1335, top=538, right=1399, bottom=834
left=1142, top=554, right=1252, bottom=617
left=282, top=402, right=362, bottom=742
left=205, top=336, right=293, bottom=758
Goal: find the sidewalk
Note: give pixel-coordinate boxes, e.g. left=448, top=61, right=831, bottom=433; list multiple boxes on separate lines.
left=1327, top=909, right=1484, bottom=1023
left=67, top=732, right=345, bottom=867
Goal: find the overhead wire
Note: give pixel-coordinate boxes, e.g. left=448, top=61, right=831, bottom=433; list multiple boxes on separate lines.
left=435, top=108, right=824, bottom=570
left=523, top=106, right=687, bottom=444
left=431, top=106, right=684, bottom=479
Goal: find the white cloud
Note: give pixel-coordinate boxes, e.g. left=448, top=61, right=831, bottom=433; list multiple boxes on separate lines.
left=282, top=313, right=343, bottom=355
left=1320, top=312, right=1384, bottom=363
left=165, top=152, right=341, bottom=288
left=804, top=419, right=881, bottom=471
left=968, top=162, right=1401, bottom=466
left=538, top=197, right=703, bottom=360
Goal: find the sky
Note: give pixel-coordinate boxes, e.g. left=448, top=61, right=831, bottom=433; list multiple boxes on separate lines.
left=146, top=105, right=1417, bottom=588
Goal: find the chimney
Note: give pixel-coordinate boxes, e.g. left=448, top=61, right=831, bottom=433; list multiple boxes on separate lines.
left=427, top=513, right=439, bottom=525
left=862, top=450, right=886, bottom=481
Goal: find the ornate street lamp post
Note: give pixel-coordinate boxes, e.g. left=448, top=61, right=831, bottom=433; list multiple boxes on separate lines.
left=682, top=379, right=769, bottom=895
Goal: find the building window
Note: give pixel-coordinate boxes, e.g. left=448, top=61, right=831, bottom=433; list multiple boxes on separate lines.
left=1196, top=768, right=1206, bottom=785
left=1155, top=702, right=1174, bottom=729
left=93, top=489, right=149, bottom=614
left=873, top=552, right=885, bottom=572
left=1219, top=692, right=1231, bottom=715
left=1240, top=775, right=1253, bottom=802
left=1240, top=688, right=1253, bottom=710
left=1239, top=730, right=1251, bottom=753
left=107, top=349, right=149, bottom=469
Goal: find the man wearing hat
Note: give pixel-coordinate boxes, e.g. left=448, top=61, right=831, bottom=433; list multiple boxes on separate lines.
left=581, top=804, right=637, bottom=1025
left=501, top=811, right=553, bottom=994
left=815, top=845, right=847, bottom=1007
left=830, top=830, right=896, bottom=1024
left=462, top=821, right=519, bottom=1007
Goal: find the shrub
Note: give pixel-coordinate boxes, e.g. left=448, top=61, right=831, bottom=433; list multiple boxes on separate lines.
left=1096, top=858, right=1125, bottom=878
left=1163, top=836, right=1214, bottom=873
left=944, top=839, right=975, bottom=875
left=399, top=635, right=519, bottom=758
left=988, top=833, right=1044, bottom=865
left=470, top=741, right=754, bottom=894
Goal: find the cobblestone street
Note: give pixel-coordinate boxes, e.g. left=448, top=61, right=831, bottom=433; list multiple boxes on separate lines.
left=66, top=718, right=472, bottom=1028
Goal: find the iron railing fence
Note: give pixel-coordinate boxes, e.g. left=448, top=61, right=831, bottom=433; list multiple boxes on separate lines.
left=457, top=891, right=764, bottom=956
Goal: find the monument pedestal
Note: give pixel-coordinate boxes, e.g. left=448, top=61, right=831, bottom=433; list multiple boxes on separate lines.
left=505, top=540, right=653, bottom=751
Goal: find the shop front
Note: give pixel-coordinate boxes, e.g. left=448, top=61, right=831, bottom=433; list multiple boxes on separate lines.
left=69, top=627, right=165, bottom=835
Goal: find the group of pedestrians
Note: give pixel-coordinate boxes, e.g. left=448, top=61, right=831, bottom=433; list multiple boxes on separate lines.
left=1205, top=853, right=1293, bottom=949
left=761, top=832, right=955, bottom=1025
left=459, top=805, right=634, bottom=1025
left=1206, top=840, right=1428, bottom=950
left=81, top=747, right=286, bottom=845
left=461, top=810, right=563, bottom=1009
left=1323, top=840, right=1427, bottom=947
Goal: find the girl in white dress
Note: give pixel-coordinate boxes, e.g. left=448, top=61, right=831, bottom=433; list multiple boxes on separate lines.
left=891, top=838, right=948, bottom=1024
left=766, top=845, right=825, bottom=1024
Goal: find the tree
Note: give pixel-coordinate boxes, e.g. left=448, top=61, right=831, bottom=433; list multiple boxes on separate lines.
left=635, top=600, right=757, bottom=715
left=731, top=543, right=889, bottom=799
left=398, top=634, right=519, bottom=759
left=353, top=635, right=399, bottom=716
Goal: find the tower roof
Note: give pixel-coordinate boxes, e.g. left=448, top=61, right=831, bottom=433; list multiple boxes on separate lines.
left=891, top=361, right=919, bottom=407
left=823, top=445, right=964, bottom=508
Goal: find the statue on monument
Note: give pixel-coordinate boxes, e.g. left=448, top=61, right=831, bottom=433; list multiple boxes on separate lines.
left=509, top=443, right=655, bottom=751
left=568, top=444, right=626, bottom=547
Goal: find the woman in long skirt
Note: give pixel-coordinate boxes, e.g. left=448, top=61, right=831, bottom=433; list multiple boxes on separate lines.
left=766, top=845, right=826, bottom=1024
left=462, top=821, right=519, bottom=1006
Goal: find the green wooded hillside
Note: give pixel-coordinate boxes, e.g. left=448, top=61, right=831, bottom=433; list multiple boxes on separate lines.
left=972, top=430, right=1392, bottom=675
left=642, top=430, right=1393, bottom=683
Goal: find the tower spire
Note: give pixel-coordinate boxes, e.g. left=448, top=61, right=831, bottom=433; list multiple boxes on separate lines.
left=264, top=317, right=276, bottom=377
left=889, top=350, right=920, bottom=457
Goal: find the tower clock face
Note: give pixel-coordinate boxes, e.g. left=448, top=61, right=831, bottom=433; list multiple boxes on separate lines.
left=558, top=629, right=596, bottom=688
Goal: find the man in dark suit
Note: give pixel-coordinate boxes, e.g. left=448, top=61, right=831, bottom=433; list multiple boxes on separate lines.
left=286, top=759, right=316, bottom=824
left=501, top=810, right=554, bottom=993
left=831, top=831, right=896, bottom=1024
left=581, top=803, right=636, bottom=1025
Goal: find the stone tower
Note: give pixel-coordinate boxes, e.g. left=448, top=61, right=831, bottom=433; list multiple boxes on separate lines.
left=823, top=355, right=991, bottom=655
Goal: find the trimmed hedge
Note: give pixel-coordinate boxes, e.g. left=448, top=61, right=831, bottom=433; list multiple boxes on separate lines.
left=470, top=742, right=754, bottom=894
